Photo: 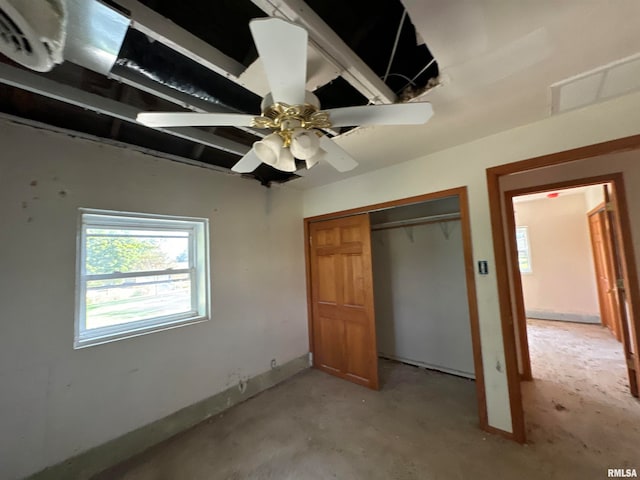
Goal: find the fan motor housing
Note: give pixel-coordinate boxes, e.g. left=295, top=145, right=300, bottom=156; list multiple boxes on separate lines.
left=0, top=0, right=66, bottom=72
left=260, top=91, right=321, bottom=112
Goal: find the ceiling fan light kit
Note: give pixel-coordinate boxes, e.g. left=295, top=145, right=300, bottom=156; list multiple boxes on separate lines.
left=135, top=17, right=435, bottom=175
left=252, top=94, right=327, bottom=166
left=275, top=146, right=296, bottom=172
left=253, top=132, right=283, bottom=167
left=253, top=130, right=303, bottom=173
left=290, top=128, right=321, bottom=160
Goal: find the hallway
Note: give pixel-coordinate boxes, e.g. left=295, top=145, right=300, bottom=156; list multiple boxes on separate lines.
left=522, top=319, right=640, bottom=463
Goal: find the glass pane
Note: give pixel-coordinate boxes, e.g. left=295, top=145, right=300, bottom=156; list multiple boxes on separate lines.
left=85, top=273, right=192, bottom=329
left=516, top=227, right=532, bottom=273
left=85, top=228, right=190, bottom=275
left=518, top=252, right=531, bottom=273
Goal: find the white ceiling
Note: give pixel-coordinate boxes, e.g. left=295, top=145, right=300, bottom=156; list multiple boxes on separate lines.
left=291, top=0, right=640, bottom=189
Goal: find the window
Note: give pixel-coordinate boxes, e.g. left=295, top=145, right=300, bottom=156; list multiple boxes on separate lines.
left=75, top=209, right=210, bottom=348
left=516, top=226, right=532, bottom=274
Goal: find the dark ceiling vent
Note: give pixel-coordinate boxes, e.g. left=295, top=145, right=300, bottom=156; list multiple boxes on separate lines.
left=114, top=29, right=262, bottom=115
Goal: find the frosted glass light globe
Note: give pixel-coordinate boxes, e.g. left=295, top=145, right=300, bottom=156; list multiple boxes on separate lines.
left=290, top=128, right=320, bottom=160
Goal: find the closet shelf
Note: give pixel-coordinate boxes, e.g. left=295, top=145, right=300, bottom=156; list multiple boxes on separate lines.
left=371, top=212, right=461, bottom=231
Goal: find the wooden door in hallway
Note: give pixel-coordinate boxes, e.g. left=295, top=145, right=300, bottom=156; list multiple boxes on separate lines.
left=309, top=214, right=379, bottom=389
left=589, top=208, right=622, bottom=340
left=588, top=186, right=639, bottom=397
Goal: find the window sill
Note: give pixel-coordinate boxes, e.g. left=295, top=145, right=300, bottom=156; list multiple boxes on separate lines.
left=74, top=315, right=209, bottom=349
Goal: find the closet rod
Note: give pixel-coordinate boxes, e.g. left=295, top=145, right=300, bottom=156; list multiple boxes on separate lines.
left=371, top=212, right=461, bottom=231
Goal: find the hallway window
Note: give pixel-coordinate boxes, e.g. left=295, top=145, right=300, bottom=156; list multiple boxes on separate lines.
left=516, top=226, right=532, bottom=273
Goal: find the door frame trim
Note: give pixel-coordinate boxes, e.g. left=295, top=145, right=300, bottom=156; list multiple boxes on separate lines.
left=304, top=186, right=489, bottom=433
left=486, top=134, right=640, bottom=443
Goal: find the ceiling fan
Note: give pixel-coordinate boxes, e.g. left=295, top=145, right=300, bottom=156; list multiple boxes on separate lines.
left=136, top=17, right=434, bottom=174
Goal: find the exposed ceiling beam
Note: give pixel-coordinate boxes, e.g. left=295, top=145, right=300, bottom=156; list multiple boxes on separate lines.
left=251, top=0, right=397, bottom=104
left=113, top=0, right=246, bottom=80
left=0, top=63, right=251, bottom=157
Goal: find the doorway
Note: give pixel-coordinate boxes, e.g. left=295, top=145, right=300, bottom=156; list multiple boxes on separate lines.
left=505, top=176, right=639, bottom=401
left=509, top=182, right=639, bottom=446
left=487, top=137, right=640, bottom=443
left=304, top=187, right=490, bottom=432
left=512, top=183, right=630, bottom=375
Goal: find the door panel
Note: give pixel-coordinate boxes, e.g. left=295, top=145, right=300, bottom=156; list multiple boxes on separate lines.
left=342, top=254, right=365, bottom=306
left=309, top=214, right=379, bottom=389
left=340, top=224, right=362, bottom=243
left=316, top=228, right=337, bottom=247
left=317, top=255, right=338, bottom=303
left=316, top=312, right=344, bottom=373
left=344, top=313, right=373, bottom=385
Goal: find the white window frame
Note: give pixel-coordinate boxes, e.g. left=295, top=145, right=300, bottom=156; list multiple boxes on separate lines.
left=74, top=208, right=210, bottom=349
left=516, top=225, right=533, bottom=274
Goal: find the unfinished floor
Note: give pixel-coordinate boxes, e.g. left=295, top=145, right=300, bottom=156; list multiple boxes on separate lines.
left=95, top=341, right=640, bottom=480
left=522, top=319, right=640, bottom=464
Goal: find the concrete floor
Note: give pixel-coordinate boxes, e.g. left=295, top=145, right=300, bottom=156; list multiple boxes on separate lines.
left=95, top=324, right=640, bottom=479
left=522, top=319, right=640, bottom=468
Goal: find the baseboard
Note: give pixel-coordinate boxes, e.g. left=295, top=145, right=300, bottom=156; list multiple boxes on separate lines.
left=28, top=353, right=310, bottom=480
left=526, top=310, right=601, bottom=324
left=379, top=354, right=476, bottom=380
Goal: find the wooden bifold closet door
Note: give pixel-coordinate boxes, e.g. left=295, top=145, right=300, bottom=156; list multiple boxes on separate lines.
left=309, top=214, right=379, bottom=389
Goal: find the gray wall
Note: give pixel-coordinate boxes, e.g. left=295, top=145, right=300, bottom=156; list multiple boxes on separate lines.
left=0, top=121, right=309, bottom=479
left=371, top=220, right=475, bottom=378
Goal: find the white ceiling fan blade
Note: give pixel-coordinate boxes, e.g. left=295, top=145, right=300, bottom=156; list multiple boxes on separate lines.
left=231, top=148, right=262, bottom=173
left=249, top=18, right=307, bottom=105
left=137, top=112, right=258, bottom=128
left=326, top=103, right=433, bottom=127
left=318, top=136, right=358, bottom=172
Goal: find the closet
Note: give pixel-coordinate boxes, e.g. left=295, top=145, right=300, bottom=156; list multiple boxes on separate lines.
left=370, top=196, right=475, bottom=378
left=307, top=191, right=479, bottom=390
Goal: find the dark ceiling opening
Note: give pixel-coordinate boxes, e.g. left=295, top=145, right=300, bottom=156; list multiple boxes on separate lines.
left=0, top=0, right=439, bottom=187
left=135, top=0, right=267, bottom=67
left=305, top=0, right=438, bottom=97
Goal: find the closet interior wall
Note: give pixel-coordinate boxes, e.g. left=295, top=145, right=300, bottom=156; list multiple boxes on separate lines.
left=370, top=196, right=475, bottom=378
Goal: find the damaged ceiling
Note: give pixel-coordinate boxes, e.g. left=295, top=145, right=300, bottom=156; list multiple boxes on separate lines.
left=0, top=0, right=438, bottom=186
left=3, top=1, right=639, bottom=190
